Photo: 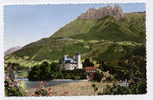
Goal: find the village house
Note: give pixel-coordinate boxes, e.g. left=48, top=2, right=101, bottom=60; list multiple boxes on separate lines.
left=84, top=66, right=97, bottom=80
left=84, top=66, right=97, bottom=73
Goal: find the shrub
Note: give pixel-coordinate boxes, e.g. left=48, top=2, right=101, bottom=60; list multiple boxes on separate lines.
left=61, top=69, right=86, bottom=80
left=5, top=80, right=26, bottom=96
left=111, top=85, right=130, bottom=94
left=136, top=81, right=147, bottom=94
left=34, top=88, right=48, bottom=96
left=129, top=80, right=147, bottom=94
left=99, top=80, right=147, bottom=95
left=101, top=85, right=130, bottom=95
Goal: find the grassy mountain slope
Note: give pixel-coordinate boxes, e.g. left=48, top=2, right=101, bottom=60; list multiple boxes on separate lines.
left=7, top=12, right=145, bottom=66
left=52, top=12, right=145, bottom=43
left=51, top=19, right=97, bottom=38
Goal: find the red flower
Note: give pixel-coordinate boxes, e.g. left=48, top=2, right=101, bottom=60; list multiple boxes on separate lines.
left=48, top=88, right=52, bottom=91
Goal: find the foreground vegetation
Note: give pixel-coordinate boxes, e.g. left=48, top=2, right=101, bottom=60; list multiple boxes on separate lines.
left=5, top=79, right=27, bottom=96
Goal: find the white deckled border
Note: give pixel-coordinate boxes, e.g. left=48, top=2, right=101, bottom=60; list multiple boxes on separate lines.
left=0, top=0, right=153, bottom=100
left=0, top=0, right=146, bottom=5
left=0, top=3, right=4, bottom=100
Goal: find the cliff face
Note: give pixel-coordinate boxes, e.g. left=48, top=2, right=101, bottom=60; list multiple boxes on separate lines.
left=78, top=5, right=124, bottom=20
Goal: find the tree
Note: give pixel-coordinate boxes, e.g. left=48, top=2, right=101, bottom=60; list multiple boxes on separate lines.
left=83, top=58, right=94, bottom=67
left=50, top=62, right=58, bottom=72
left=28, top=61, right=53, bottom=81
left=39, top=61, right=52, bottom=80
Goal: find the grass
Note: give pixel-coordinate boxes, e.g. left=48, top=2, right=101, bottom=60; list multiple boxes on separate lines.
left=5, top=39, right=145, bottom=68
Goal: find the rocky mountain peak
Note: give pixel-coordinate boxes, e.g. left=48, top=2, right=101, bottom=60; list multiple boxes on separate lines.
left=78, top=5, right=124, bottom=20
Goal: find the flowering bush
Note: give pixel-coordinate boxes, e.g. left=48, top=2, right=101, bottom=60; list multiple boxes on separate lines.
left=34, top=88, right=48, bottom=96
left=32, top=81, right=50, bottom=96
left=5, top=79, right=26, bottom=96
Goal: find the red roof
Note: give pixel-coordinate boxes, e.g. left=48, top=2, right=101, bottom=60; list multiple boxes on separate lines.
left=84, top=67, right=97, bottom=72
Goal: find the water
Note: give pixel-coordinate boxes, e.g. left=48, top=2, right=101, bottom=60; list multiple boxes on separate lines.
left=16, top=78, right=87, bottom=88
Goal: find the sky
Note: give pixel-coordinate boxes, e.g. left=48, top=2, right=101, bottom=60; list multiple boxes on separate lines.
left=4, top=3, right=145, bottom=51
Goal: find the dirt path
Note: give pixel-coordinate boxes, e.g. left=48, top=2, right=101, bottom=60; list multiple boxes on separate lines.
left=27, top=81, right=113, bottom=96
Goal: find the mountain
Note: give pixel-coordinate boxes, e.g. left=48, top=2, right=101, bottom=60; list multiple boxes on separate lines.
left=78, top=5, right=124, bottom=20
left=6, top=6, right=146, bottom=66
left=51, top=12, right=145, bottom=43
left=5, top=46, right=22, bottom=56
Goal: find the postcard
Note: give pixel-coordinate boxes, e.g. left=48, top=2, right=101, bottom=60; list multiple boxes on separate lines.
left=0, top=0, right=153, bottom=100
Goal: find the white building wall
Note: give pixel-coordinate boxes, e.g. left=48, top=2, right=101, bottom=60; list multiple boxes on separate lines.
left=64, top=64, right=77, bottom=70
left=76, top=54, right=83, bottom=69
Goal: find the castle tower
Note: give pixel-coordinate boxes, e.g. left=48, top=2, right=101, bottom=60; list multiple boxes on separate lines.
left=76, top=53, right=82, bottom=69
